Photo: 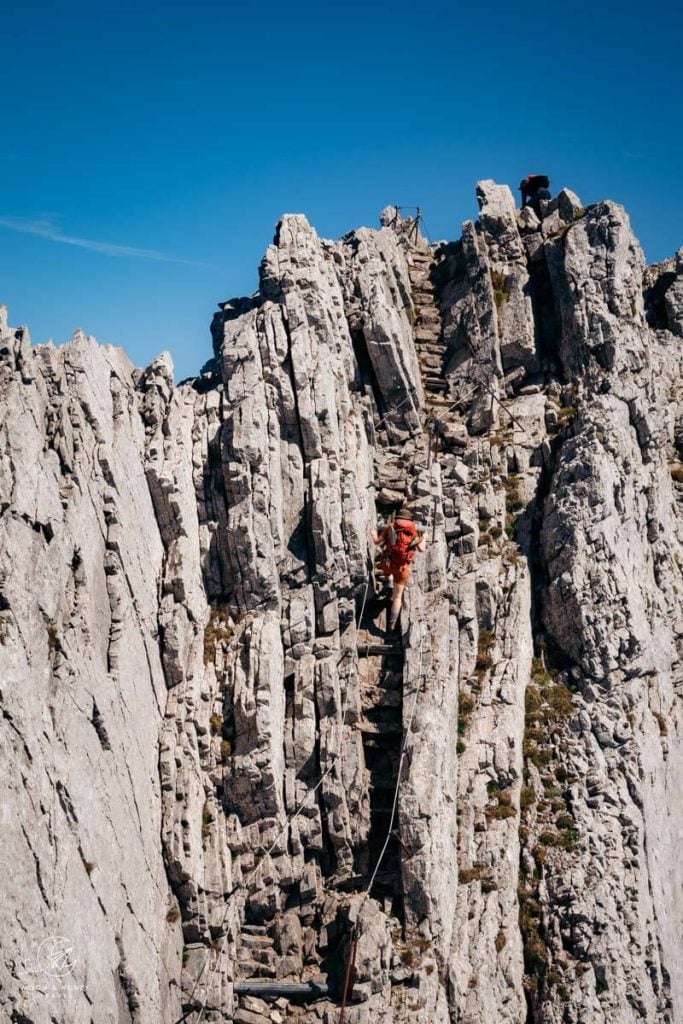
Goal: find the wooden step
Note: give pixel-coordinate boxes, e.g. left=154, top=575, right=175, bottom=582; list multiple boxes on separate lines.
left=360, top=672, right=402, bottom=690
left=234, top=981, right=330, bottom=999
left=330, top=871, right=397, bottom=892
left=236, top=954, right=277, bottom=976
left=360, top=690, right=402, bottom=710
left=238, top=945, right=276, bottom=963
left=360, top=698, right=401, bottom=715
left=239, top=933, right=273, bottom=948
left=357, top=643, right=402, bottom=656
left=360, top=721, right=403, bottom=736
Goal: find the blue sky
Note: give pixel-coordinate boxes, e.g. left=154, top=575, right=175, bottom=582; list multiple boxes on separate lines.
left=1, top=0, right=680, bottom=382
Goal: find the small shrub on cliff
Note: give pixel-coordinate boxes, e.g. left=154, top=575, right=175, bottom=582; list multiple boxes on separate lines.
left=525, top=685, right=543, bottom=716
left=485, top=804, right=516, bottom=821
left=558, top=827, right=580, bottom=850
left=478, top=628, right=494, bottom=654
left=475, top=651, right=493, bottom=674
left=543, top=683, right=573, bottom=720
left=520, top=787, right=536, bottom=809
left=523, top=742, right=552, bottom=769
left=201, top=802, right=213, bottom=842
left=458, top=693, right=475, bottom=735
left=542, top=782, right=562, bottom=798
left=670, top=463, right=683, bottom=483
left=530, top=657, right=557, bottom=685
left=519, top=891, right=548, bottom=979
left=491, top=270, right=510, bottom=309
left=209, top=713, right=223, bottom=736
left=203, top=604, right=233, bottom=664
left=504, top=475, right=521, bottom=501
left=460, top=864, right=487, bottom=884
left=475, top=630, right=495, bottom=677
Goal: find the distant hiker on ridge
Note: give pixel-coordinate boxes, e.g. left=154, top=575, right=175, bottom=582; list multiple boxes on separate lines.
left=371, top=507, right=426, bottom=632
left=519, top=173, right=551, bottom=216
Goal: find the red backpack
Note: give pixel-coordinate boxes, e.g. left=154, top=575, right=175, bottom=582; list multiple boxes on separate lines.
left=385, top=518, right=419, bottom=567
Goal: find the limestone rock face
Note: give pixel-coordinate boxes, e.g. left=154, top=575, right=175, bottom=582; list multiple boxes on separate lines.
left=1, top=181, right=682, bottom=1024
left=0, top=323, right=181, bottom=1022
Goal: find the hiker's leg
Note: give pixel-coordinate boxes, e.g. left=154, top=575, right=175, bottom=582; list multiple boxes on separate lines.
left=389, top=583, right=405, bottom=627
left=377, top=560, right=393, bottom=600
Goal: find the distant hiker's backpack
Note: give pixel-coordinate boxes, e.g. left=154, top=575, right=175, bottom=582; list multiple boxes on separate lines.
left=385, top=518, right=419, bottom=567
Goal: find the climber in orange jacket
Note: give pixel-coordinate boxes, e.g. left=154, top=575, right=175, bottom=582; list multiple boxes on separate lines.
left=371, top=507, right=426, bottom=631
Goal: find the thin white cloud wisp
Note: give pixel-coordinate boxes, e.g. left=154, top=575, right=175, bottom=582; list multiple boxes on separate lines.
left=0, top=215, right=212, bottom=267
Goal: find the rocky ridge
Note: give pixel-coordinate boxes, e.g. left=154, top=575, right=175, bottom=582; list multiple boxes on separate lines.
left=0, top=181, right=682, bottom=1024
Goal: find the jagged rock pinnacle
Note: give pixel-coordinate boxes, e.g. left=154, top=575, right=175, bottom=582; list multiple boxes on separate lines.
left=1, top=181, right=682, bottom=1023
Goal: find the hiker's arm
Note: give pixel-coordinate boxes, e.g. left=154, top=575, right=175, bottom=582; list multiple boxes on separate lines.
left=370, top=528, right=383, bottom=546
left=413, top=527, right=427, bottom=552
